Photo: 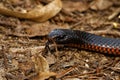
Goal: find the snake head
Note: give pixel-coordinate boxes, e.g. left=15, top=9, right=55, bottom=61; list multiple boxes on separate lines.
left=48, top=29, right=81, bottom=44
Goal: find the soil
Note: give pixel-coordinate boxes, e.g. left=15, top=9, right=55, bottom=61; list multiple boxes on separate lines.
left=0, top=0, right=120, bottom=80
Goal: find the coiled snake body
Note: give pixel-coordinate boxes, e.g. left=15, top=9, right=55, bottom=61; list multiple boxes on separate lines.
left=48, top=29, right=120, bottom=55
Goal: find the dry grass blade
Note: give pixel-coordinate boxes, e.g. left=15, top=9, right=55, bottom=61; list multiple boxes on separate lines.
left=0, top=0, right=62, bottom=22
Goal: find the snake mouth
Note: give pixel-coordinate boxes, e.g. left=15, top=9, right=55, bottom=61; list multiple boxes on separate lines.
left=45, top=39, right=65, bottom=53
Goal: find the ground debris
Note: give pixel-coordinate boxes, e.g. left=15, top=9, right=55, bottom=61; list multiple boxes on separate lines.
left=0, top=0, right=120, bottom=80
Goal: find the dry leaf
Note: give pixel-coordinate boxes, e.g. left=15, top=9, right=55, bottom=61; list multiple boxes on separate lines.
left=0, top=0, right=62, bottom=22
left=32, top=55, right=56, bottom=80
left=63, top=1, right=89, bottom=12
left=35, top=55, right=49, bottom=72
left=46, top=54, right=56, bottom=65
left=34, top=71, right=56, bottom=80
left=64, top=78, right=80, bottom=80
left=31, top=0, right=62, bottom=22
left=9, top=21, right=69, bottom=37
left=90, top=0, right=113, bottom=10
left=0, top=69, right=6, bottom=80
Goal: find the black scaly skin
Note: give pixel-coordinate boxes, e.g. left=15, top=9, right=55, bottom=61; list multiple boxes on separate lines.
left=48, top=29, right=120, bottom=55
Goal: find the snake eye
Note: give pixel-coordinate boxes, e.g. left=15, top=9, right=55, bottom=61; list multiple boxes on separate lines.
left=55, top=35, right=66, bottom=41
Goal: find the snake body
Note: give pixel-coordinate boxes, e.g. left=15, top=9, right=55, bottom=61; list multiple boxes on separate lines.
left=48, top=29, right=120, bottom=55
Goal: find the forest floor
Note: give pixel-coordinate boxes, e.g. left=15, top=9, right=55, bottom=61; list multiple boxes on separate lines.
left=0, top=0, right=120, bottom=80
